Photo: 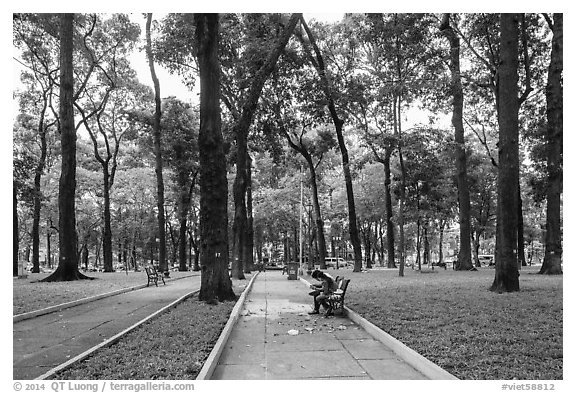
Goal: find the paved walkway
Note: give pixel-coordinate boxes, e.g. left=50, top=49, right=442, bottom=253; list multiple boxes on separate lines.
left=212, top=271, right=428, bottom=380
left=13, top=275, right=201, bottom=380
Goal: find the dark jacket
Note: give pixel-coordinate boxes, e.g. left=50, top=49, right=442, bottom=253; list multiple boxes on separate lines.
left=313, top=276, right=337, bottom=295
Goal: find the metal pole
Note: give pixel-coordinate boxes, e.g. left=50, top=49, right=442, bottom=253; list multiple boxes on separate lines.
left=299, top=165, right=304, bottom=274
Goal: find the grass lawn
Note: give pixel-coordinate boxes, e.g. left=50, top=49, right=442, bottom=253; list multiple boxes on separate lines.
left=13, top=266, right=562, bottom=380
left=343, top=265, right=563, bottom=380
left=13, top=270, right=198, bottom=315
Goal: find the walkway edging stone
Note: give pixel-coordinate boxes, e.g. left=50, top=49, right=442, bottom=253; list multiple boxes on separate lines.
left=299, top=276, right=458, bottom=380
left=196, top=272, right=260, bottom=380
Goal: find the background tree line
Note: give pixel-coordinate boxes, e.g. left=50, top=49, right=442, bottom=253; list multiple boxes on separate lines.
left=13, top=13, right=562, bottom=301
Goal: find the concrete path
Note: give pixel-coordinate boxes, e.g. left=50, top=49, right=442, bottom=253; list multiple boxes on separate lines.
left=211, top=271, right=428, bottom=380
left=13, top=275, right=201, bottom=380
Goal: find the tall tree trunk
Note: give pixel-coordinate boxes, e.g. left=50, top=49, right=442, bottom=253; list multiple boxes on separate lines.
left=244, top=154, right=255, bottom=273
left=189, top=226, right=200, bottom=271
left=80, top=243, right=88, bottom=269
left=416, top=219, right=422, bottom=270
left=281, top=131, right=328, bottom=270
left=517, top=186, right=526, bottom=268
left=440, top=14, right=473, bottom=270
left=123, top=238, right=128, bottom=270
left=394, top=96, right=407, bottom=277
left=146, top=13, right=167, bottom=274
left=231, top=138, right=247, bottom=279
left=306, top=160, right=328, bottom=270
left=231, top=14, right=300, bottom=279
left=473, top=231, right=481, bottom=267
left=300, top=16, right=363, bottom=272
left=365, top=223, right=372, bottom=269
left=378, top=221, right=385, bottom=266
left=423, top=224, right=430, bottom=266
left=383, top=147, right=396, bottom=268
left=178, top=215, right=188, bottom=271
left=31, top=98, right=48, bottom=274
left=42, top=13, right=91, bottom=282
left=178, top=176, right=195, bottom=272
left=540, top=13, right=563, bottom=275
left=46, top=221, right=52, bottom=268
left=14, top=189, right=19, bottom=277
left=277, top=115, right=330, bottom=269
left=102, top=169, right=113, bottom=272
left=491, top=13, right=520, bottom=293
left=283, top=233, right=289, bottom=264
left=117, top=240, right=122, bottom=265
left=438, top=221, right=445, bottom=264
left=195, top=13, right=236, bottom=303
left=334, top=118, right=363, bottom=273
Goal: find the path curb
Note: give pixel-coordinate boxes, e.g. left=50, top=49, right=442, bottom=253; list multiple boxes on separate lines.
left=34, top=288, right=200, bottom=380
left=13, top=274, right=197, bottom=323
left=195, top=272, right=260, bottom=380
left=299, top=276, right=458, bottom=380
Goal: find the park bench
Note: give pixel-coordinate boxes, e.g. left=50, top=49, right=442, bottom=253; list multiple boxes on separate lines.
left=327, top=277, right=350, bottom=314
left=145, top=265, right=165, bottom=287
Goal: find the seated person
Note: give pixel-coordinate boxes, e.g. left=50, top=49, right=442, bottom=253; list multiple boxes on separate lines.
left=308, top=269, right=337, bottom=316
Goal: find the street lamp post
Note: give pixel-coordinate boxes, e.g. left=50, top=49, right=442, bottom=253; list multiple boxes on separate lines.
left=333, top=236, right=341, bottom=269
left=298, top=165, right=304, bottom=275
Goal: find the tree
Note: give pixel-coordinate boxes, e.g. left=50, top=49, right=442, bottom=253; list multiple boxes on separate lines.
left=298, top=16, right=363, bottom=272
left=348, top=13, right=444, bottom=275
left=468, top=152, right=498, bottom=265
left=354, top=163, right=387, bottom=267
left=42, top=13, right=92, bottom=282
left=13, top=14, right=60, bottom=274
left=13, top=146, right=35, bottom=276
left=353, top=99, right=397, bottom=268
left=278, top=121, right=335, bottom=269
left=491, top=14, right=521, bottom=292
left=439, top=14, right=473, bottom=271
left=113, top=166, right=159, bottom=270
left=146, top=13, right=168, bottom=274
left=152, top=13, right=301, bottom=277
left=74, top=14, right=140, bottom=272
left=195, top=13, right=236, bottom=303
left=228, top=13, right=300, bottom=279
left=160, top=98, right=200, bottom=271
left=539, top=14, right=563, bottom=275
left=455, top=14, right=546, bottom=269
left=244, top=154, right=255, bottom=273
